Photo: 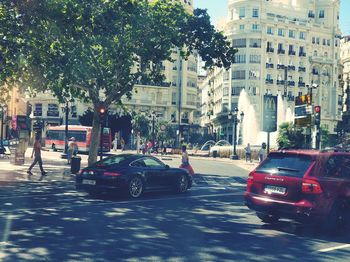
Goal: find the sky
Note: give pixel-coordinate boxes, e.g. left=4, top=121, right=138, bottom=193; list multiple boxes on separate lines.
left=194, top=0, right=350, bottom=35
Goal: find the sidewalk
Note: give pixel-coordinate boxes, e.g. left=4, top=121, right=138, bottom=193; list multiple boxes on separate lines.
left=0, top=149, right=87, bottom=183
left=0, top=149, right=258, bottom=183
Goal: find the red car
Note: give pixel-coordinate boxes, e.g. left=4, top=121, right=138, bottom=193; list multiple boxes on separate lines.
left=245, top=150, right=350, bottom=231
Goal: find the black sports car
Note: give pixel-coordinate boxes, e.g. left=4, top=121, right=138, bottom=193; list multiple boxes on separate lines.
left=76, top=154, right=192, bottom=198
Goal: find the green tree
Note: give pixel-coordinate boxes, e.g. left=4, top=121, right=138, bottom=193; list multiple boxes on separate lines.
left=132, top=114, right=150, bottom=139
left=8, top=0, right=236, bottom=165
left=0, top=1, right=24, bottom=103
left=277, top=122, right=305, bottom=149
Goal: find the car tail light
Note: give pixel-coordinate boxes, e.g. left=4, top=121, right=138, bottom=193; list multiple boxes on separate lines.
left=302, top=179, right=323, bottom=194
left=246, top=171, right=254, bottom=192
left=103, top=172, right=122, bottom=177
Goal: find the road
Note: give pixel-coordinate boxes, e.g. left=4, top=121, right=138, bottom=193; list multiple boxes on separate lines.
left=0, top=153, right=349, bottom=261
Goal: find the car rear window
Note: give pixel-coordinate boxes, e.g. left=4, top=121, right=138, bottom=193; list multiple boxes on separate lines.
left=255, top=152, right=314, bottom=178
left=95, top=156, right=127, bottom=167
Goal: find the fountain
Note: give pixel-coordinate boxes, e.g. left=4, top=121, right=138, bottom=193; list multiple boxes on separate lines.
left=237, top=90, right=294, bottom=147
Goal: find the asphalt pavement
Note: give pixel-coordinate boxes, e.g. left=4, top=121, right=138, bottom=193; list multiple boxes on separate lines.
left=1, top=150, right=350, bottom=261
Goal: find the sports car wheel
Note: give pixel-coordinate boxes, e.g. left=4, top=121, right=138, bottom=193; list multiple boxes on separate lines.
left=128, top=176, right=144, bottom=198
left=176, top=174, right=188, bottom=193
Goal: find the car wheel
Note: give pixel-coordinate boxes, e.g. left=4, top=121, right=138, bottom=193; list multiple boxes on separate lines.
left=128, top=176, right=144, bottom=199
left=256, top=212, right=280, bottom=224
left=175, top=174, right=189, bottom=193
left=323, top=199, right=349, bottom=233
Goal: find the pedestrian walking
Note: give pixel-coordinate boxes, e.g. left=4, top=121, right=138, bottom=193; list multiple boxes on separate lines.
left=259, top=142, right=266, bottom=162
left=113, top=136, right=118, bottom=152
left=67, top=137, right=78, bottom=164
left=120, top=137, right=125, bottom=151
left=244, top=143, right=252, bottom=162
left=179, top=145, right=194, bottom=175
left=27, top=136, right=47, bottom=176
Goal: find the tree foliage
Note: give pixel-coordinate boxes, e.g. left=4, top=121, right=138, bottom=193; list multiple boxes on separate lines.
left=3, top=0, right=237, bottom=164
left=277, top=122, right=305, bottom=149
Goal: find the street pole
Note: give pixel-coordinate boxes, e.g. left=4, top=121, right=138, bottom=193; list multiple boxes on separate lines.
left=100, top=123, right=103, bottom=161
left=152, top=114, right=155, bottom=150
left=267, top=132, right=270, bottom=154
left=0, top=106, right=3, bottom=149
left=64, top=101, right=69, bottom=154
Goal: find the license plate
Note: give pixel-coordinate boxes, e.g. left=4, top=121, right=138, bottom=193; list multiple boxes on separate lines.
left=82, top=180, right=96, bottom=185
left=264, top=185, right=286, bottom=195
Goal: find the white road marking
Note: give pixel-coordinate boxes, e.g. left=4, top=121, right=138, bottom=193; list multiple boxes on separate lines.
left=0, top=191, right=243, bottom=215
left=318, top=244, right=350, bottom=253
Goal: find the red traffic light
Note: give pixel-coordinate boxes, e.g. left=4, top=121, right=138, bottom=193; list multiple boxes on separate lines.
left=99, top=105, right=106, bottom=114
left=315, top=106, right=321, bottom=113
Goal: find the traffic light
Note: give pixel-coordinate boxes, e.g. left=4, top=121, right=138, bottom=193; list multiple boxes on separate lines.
left=315, top=106, right=321, bottom=126
left=98, top=105, right=107, bottom=124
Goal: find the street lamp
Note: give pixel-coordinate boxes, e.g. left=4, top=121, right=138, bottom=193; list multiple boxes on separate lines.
left=228, top=108, right=244, bottom=160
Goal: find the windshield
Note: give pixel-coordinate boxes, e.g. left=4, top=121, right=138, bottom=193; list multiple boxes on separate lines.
left=256, top=153, right=314, bottom=178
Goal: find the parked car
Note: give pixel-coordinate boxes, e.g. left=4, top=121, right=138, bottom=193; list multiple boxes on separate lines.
left=76, top=154, right=192, bottom=198
left=244, top=149, right=350, bottom=232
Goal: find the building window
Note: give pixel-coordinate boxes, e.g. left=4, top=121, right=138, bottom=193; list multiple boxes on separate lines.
left=223, top=87, right=229, bottom=97
left=252, top=24, right=260, bottom=31
left=249, top=55, right=261, bottom=63
left=249, top=39, right=261, bottom=48
left=308, top=11, right=315, bottom=18
left=249, top=70, right=260, bottom=80
left=327, top=39, right=331, bottom=46
left=172, top=92, right=177, bottom=105
left=312, top=37, right=315, bottom=44
left=252, top=8, right=259, bottom=18
left=232, top=70, right=246, bottom=80
left=289, top=30, right=295, bottom=38
left=323, top=39, right=326, bottom=45
left=239, top=24, right=245, bottom=31
left=278, top=28, right=284, bottom=36
left=234, top=54, right=246, bottom=64
left=239, top=7, right=245, bottom=18
left=232, top=38, right=246, bottom=48
left=71, top=105, right=77, bottom=118
left=316, top=37, right=320, bottom=44
left=300, top=32, right=306, bottom=40
left=319, top=10, right=325, bottom=18
left=266, top=74, right=272, bottom=80
left=267, top=26, right=273, bottom=35
left=34, top=103, right=43, bottom=117
left=47, top=103, right=59, bottom=117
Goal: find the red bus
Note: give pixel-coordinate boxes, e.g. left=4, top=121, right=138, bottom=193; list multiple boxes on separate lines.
left=45, top=125, right=112, bottom=152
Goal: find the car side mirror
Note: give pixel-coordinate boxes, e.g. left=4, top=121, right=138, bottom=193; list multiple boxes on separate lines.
left=165, top=165, right=170, bottom=169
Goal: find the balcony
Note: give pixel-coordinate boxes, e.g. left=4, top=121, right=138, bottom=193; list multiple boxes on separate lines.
left=298, top=82, right=306, bottom=87
left=298, top=67, right=306, bottom=72
left=299, top=52, right=306, bottom=57
left=288, top=65, right=295, bottom=71
left=47, top=110, right=59, bottom=117
left=277, top=64, right=285, bottom=70
left=288, top=50, right=296, bottom=56
left=266, top=47, right=274, bottom=53
left=265, top=79, right=274, bottom=84
left=288, top=81, right=295, bottom=86
left=266, top=63, right=274, bottom=69
left=277, top=49, right=285, bottom=54
left=277, top=80, right=285, bottom=85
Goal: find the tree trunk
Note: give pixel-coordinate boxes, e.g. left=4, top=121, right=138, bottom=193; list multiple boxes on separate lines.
left=88, top=106, right=101, bottom=166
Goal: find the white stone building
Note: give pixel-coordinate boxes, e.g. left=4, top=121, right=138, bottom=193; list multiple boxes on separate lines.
left=201, top=0, right=342, bottom=143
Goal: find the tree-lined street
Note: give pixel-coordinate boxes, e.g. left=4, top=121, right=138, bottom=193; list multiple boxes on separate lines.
left=0, top=153, right=350, bottom=261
